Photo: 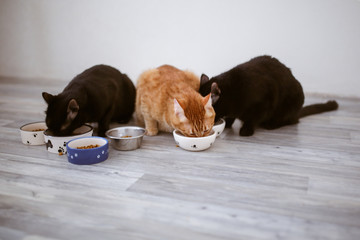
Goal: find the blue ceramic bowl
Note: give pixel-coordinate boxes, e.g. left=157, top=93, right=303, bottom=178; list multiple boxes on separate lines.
left=66, top=137, right=109, bottom=165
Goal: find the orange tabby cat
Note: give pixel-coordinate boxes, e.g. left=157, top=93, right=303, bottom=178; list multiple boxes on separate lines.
left=136, top=65, right=215, bottom=137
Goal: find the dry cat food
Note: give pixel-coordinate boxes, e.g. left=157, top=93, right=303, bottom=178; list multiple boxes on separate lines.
left=76, top=144, right=100, bottom=149
left=31, top=129, right=45, bottom=132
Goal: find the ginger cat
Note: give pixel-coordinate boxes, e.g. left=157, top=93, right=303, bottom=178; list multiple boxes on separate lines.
left=136, top=65, right=215, bottom=137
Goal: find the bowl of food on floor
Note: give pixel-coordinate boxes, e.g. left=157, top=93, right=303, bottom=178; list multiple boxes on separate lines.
left=66, top=136, right=109, bottom=165
left=173, top=129, right=217, bottom=151
left=212, top=118, right=225, bottom=137
left=44, top=124, right=93, bottom=155
left=106, top=126, right=146, bottom=151
left=20, top=121, right=48, bottom=145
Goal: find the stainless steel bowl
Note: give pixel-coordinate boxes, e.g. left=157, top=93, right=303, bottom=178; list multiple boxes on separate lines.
left=105, top=126, right=146, bottom=151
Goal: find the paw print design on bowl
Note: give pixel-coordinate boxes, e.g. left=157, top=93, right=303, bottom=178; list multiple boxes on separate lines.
left=66, top=137, right=109, bottom=165
left=20, top=122, right=47, bottom=145
left=43, top=124, right=93, bottom=154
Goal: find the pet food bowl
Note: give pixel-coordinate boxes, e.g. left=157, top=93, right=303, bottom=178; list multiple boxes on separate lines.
left=44, top=124, right=93, bottom=155
left=66, top=136, right=109, bottom=165
left=106, top=126, right=146, bottom=151
left=20, top=121, right=47, bottom=145
left=173, top=129, right=217, bottom=151
left=212, top=118, right=225, bottom=137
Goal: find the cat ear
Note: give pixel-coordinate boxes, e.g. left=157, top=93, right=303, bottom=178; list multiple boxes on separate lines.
left=203, top=94, right=214, bottom=117
left=200, top=74, right=210, bottom=86
left=174, top=98, right=188, bottom=122
left=42, top=92, right=54, bottom=104
left=202, top=94, right=212, bottom=109
left=67, top=99, right=79, bottom=121
left=210, top=82, right=221, bottom=105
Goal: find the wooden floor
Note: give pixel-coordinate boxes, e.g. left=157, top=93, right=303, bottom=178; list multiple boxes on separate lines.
left=0, top=77, right=360, bottom=240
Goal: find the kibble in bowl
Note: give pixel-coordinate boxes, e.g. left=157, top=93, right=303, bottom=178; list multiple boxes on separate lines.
left=106, top=126, right=145, bottom=151
left=20, top=121, right=47, bottom=145
left=66, top=136, right=108, bottom=165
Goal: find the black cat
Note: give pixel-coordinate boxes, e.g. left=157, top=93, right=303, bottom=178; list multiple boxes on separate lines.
left=199, top=55, right=338, bottom=136
left=42, top=64, right=136, bottom=137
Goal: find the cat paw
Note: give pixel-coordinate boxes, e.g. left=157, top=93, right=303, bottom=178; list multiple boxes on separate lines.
left=225, top=118, right=235, bottom=128
left=240, top=127, right=254, bottom=136
left=145, top=129, right=158, bottom=136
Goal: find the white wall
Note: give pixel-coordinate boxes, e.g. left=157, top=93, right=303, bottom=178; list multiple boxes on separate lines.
left=1, top=0, right=359, bottom=97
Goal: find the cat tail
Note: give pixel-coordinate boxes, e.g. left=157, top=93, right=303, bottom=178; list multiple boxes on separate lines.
left=299, top=100, right=339, bottom=118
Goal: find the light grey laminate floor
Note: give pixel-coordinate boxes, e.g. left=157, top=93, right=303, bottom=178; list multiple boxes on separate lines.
left=0, top=77, right=360, bottom=240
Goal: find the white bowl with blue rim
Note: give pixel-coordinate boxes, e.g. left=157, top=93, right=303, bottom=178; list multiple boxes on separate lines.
left=66, top=136, right=109, bottom=165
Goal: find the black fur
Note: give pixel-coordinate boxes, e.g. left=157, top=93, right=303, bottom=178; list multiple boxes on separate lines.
left=199, top=55, right=338, bottom=136
left=42, top=64, right=136, bottom=137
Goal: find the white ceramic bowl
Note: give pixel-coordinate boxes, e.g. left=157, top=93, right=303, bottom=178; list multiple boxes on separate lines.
left=173, top=130, right=217, bottom=151
left=212, top=118, right=225, bottom=137
left=20, top=122, right=47, bottom=145
left=44, top=124, right=93, bottom=155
